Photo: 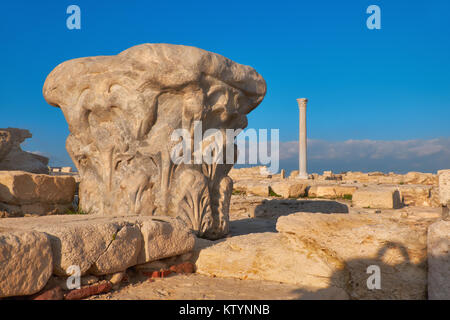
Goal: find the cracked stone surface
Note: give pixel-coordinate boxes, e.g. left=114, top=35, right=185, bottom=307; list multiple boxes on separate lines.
left=193, top=196, right=441, bottom=300
left=86, top=196, right=442, bottom=300
left=89, top=224, right=142, bottom=275
left=0, top=231, right=53, bottom=297
left=427, top=220, right=450, bottom=300
left=0, top=215, right=195, bottom=278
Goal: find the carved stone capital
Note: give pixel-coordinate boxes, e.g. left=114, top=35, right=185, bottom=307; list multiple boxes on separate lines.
left=43, top=43, right=266, bottom=239
left=297, top=98, right=308, bottom=109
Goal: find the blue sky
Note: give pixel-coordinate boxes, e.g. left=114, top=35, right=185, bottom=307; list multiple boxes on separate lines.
left=0, top=0, right=449, bottom=173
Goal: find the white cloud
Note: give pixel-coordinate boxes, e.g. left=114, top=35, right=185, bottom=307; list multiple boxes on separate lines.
left=276, top=138, right=450, bottom=174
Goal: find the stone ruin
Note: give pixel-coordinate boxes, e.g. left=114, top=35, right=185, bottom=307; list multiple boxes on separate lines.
left=0, top=43, right=448, bottom=300
left=0, top=171, right=76, bottom=218
left=0, top=129, right=76, bottom=218
left=0, top=128, right=49, bottom=174
left=43, top=43, right=266, bottom=239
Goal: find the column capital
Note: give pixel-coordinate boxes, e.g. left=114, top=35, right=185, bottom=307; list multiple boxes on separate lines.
left=296, top=98, right=308, bottom=109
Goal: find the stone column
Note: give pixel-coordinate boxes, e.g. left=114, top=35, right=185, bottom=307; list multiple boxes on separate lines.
left=438, top=170, right=450, bottom=221
left=297, top=98, right=308, bottom=179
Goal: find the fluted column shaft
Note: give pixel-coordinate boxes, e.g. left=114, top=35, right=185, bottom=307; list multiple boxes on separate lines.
left=297, top=98, right=308, bottom=179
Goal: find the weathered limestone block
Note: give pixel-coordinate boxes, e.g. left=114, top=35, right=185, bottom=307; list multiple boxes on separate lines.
left=0, top=231, right=53, bottom=297
left=195, top=232, right=349, bottom=299
left=288, top=170, right=299, bottom=179
left=403, top=172, right=438, bottom=186
left=49, top=166, right=73, bottom=174
left=248, top=184, right=270, bottom=197
left=30, top=219, right=133, bottom=276
left=0, top=171, right=76, bottom=204
left=427, top=220, right=450, bottom=300
left=352, top=187, right=402, bottom=209
left=269, top=181, right=307, bottom=198
left=342, top=172, right=370, bottom=183
left=276, top=212, right=428, bottom=299
left=342, top=171, right=438, bottom=186
left=398, top=185, right=434, bottom=207
left=0, top=215, right=195, bottom=276
left=43, top=43, right=266, bottom=239
left=0, top=128, right=49, bottom=174
left=323, top=170, right=333, bottom=178
left=316, top=171, right=342, bottom=181
left=250, top=198, right=349, bottom=219
left=438, top=170, right=450, bottom=206
left=228, top=166, right=271, bottom=181
left=429, top=186, right=441, bottom=208
left=0, top=171, right=76, bottom=216
left=308, top=185, right=357, bottom=199
left=233, top=180, right=269, bottom=197
left=137, top=216, right=196, bottom=264
left=89, top=224, right=142, bottom=275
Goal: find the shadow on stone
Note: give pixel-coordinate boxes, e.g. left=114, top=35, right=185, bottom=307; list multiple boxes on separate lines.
left=229, top=218, right=277, bottom=236
left=227, top=199, right=349, bottom=237
left=289, top=241, right=428, bottom=300
left=253, top=199, right=349, bottom=218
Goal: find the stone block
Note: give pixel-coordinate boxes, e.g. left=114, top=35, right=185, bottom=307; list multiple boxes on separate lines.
left=427, top=220, right=450, bottom=300
left=269, top=181, right=307, bottom=198
left=288, top=170, right=299, bottom=179
left=234, top=180, right=269, bottom=197
left=308, top=185, right=357, bottom=199
left=276, top=212, right=428, bottom=299
left=0, top=231, right=53, bottom=297
left=137, top=216, right=196, bottom=264
left=398, top=185, right=434, bottom=207
left=438, top=169, right=450, bottom=205
left=195, top=232, right=348, bottom=299
left=0, top=215, right=195, bottom=277
left=0, top=171, right=76, bottom=216
left=0, top=128, right=49, bottom=174
left=352, top=188, right=402, bottom=209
